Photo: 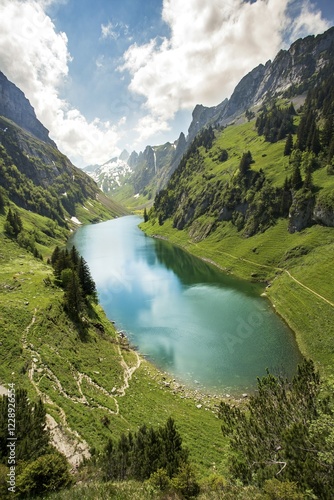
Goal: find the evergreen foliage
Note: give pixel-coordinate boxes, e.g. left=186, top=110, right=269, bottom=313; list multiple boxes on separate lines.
left=16, top=453, right=72, bottom=497
left=102, top=417, right=188, bottom=482
left=0, top=389, right=50, bottom=463
left=0, top=189, right=5, bottom=213
left=255, top=103, right=295, bottom=142
left=218, top=360, right=334, bottom=497
left=284, top=133, right=294, bottom=156
left=238, top=151, right=254, bottom=176
left=50, top=245, right=98, bottom=320
left=4, top=208, right=22, bottom=238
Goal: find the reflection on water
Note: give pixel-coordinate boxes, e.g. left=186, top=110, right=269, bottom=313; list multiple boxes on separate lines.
left=69, top=215, right=302, bottom=394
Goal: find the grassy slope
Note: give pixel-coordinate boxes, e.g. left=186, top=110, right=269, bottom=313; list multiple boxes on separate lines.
left=0, top=207, right=229, bottom=480
left=141, top=118, right=334, bottom=381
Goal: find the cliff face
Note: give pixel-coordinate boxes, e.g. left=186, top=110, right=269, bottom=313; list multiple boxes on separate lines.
left=186, top=27, right=334, bottom=136
left=0, top=71, right=56, bottom=147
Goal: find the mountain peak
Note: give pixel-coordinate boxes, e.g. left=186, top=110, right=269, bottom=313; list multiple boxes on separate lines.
left=0, top=71, right=56, bottom=147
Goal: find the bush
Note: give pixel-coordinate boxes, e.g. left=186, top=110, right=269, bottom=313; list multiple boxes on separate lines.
left=16, top=453, right=72, bottom=497
left=171, top=463, right=200, bottom=498
left=147, top=468, right=171, bottom=491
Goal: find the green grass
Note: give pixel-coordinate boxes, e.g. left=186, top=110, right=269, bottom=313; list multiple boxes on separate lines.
left=141, top=213, right=334, bottom=379
left=0, top=207, right=232, bottom=481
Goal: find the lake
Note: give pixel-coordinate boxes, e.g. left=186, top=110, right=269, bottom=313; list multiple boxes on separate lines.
left=69, top=215, right=302, bottom=395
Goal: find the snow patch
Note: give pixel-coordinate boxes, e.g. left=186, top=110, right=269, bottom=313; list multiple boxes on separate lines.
left=71, top=217, right=82, bottom=225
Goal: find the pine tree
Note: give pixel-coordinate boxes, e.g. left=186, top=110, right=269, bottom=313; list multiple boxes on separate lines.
left=143, top=207, right=149, bottom=223
left=159, top=417, right=188, bottom=478
left=4, top=209, right=23, bottom=238
left=284, top=134, right=294, bottom=156
left=218, top=360, right=332, bottom=495
left=291, top=164, right=303, bottom=191
left=0, top=191, right=4, bottom=213
left=0, top=390, right=50, bottom=464
left=63, top=269, right=84, bottom=320
left=239, top=151, right=253, bottom=176
left=70, top=245, right=80, bottom=267
left=78, top=256, right=97, bottom=299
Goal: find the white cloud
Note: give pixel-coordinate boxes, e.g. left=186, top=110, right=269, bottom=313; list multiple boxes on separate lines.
left=133, top=114, right=170, bottom=146
left=101, top=20, right=130, bottom=42
left=0, top=0, right=122, bottom=166
left=101, top=22, right=119, bottom=41
left=290, top=0, right=330, bottom=41
left=0, top=0, right=331, bottom=165
left=120, top=0, right=331, bottom=140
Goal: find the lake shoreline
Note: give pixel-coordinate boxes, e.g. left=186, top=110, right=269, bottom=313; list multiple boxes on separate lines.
left=70, top=216, right=301, bottom=399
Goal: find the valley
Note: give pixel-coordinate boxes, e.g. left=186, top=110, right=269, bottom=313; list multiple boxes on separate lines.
left=0, top=23, right=334, bottom=500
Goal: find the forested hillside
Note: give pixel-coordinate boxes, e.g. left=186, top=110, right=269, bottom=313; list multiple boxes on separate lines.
left=1, top=24, right=334, bottom=500
left=143, top=48, right=334, bottom=385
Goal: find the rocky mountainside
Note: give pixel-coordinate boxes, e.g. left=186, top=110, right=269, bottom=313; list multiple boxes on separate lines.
left=83, top=150, right=133, bottom=194
left=186, top=27, right=334, bottom=142
left=148, top=28, right=334, bottom=239
left=0, top=71, right=126, bottom=223
left=131, top=133, right=187, bottom=194
left=106, top=27, right=334, bottom=207
left=86, top=133, right=187, bottom=204
left=0, top=71, right=56, bottom=147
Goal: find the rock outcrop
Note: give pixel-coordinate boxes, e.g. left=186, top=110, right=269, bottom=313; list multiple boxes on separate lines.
left=186, top=27, right=334, bottom=137
left=0, top=71, right=56, bottom=147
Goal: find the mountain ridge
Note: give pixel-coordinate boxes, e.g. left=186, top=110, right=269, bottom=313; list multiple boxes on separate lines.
left=0, top=71, right=56, bottom=147
left=186, top=26, right=334, bottom=142
left=95, top=27, right=334, bottom=208
left=0, top=72, right=127, bottom=224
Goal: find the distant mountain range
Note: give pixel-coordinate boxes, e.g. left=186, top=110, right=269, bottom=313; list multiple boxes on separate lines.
left=0, top=70, right=127, bottom=224
left=85, top=27, right=334, bottom=207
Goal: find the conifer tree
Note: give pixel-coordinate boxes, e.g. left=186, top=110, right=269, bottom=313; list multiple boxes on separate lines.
left=218, top=360, right=333, bottom=496
left=239, top=151, right=253, bottom=176
left=159, top=417, right=188, bottom=478
left=291, top=164, right=303, bottom=190
left=0, top=390, right=50, bottom=463
left=63, top=269, right=84, bottom=319
left=0, top=191, right=4, bottom=213
left=70, top=245, right=80, bottom=267
left=78, top=256, right=97, bottom=299
left=284, top=133, right=294, bottom=156
left=4, top=209, right=23, bottom=238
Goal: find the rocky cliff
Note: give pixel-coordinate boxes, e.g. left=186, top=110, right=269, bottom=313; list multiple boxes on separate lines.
left=0, top=71, right=56, bottom=147
left=186, top=27, right=334, bottom=137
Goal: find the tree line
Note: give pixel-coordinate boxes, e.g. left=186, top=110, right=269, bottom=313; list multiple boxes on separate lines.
left=50, top=245, right=97, bottom=321
left=0, top=389, right=71, bottom=498
left=219, top=359, right=334, bottom=498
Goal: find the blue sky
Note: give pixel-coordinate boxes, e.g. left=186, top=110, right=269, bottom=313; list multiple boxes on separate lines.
left=0, top=0, right=333, bottom=167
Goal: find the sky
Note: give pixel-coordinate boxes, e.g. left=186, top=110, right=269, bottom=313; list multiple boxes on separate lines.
left=0, top=0, right=333, bottom=167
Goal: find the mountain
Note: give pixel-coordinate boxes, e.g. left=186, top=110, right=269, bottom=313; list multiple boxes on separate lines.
left=149, top=32, right=334, bottom=237
left=0, top=71, right=56, bottom=147
left=0, top=71, right=127, bottom=224
left=86, top=133, right=187, bottom=207
left=186, top=27, right=334, bottom=141
left=106, top=28, right=334, bottom=208
left=83, top=150, right=133, bottom=194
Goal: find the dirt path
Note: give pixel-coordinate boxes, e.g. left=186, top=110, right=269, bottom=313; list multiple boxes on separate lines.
left=22, top=310, right=91, bottom=467
left=186, top=239, right=334, bottom=309
left=284, top=270, right=334, bottom=308
left=21, top=310, right=143, bottom=467
left=117, top=346, right=141, bottom=397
